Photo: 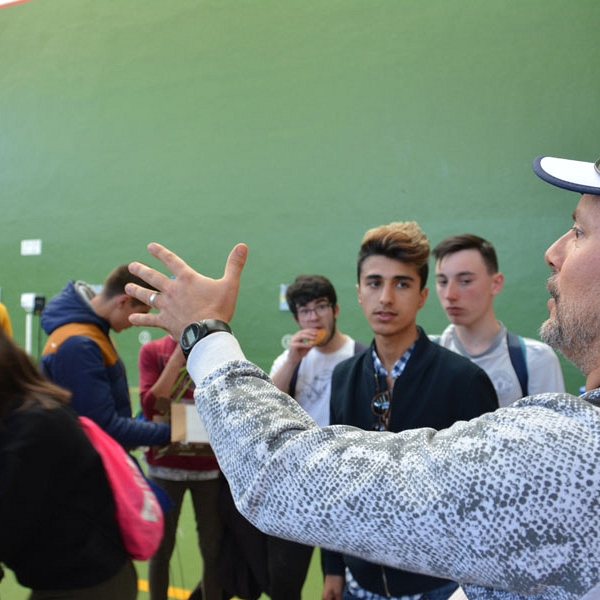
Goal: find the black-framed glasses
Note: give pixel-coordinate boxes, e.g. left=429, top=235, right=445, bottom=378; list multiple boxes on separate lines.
left=371, top=389, right=392, bottom=431
left=297, top=303, right=333, bottom=319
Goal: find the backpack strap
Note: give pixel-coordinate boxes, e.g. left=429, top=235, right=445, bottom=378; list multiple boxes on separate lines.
left=42, top=322, right=118, bottom=366
left=507, top=331, right=528, bottom=397
left=288, top=339, right=368, bottom=398
left=289, top=362, right=300, bottom=399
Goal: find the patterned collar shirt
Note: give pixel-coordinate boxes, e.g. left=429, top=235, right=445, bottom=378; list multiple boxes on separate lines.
left=371, top=342, right=416, bottom=383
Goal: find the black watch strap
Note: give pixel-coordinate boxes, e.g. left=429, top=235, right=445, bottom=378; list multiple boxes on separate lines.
left=180, top=319, right=232, bottom=359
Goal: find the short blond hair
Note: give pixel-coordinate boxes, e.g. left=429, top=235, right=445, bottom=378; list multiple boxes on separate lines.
left=357, top=221, right=430, bottom=289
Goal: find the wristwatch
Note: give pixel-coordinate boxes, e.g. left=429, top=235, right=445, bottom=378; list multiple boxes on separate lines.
left=180, top=319, right=232, bottom=358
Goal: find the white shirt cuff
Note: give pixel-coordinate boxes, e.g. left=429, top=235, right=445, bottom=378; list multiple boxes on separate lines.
left=186, top=331, right=245, bottom=384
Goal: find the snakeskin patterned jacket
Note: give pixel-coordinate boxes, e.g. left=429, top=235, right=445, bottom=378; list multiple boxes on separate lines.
left=188, top=333, right=600, bottom=600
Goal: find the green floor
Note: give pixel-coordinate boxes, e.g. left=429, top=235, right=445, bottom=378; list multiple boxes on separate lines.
left=0, top=493, right=324, bottom=600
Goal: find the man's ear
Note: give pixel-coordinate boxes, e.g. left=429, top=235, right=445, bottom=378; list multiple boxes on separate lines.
left=491, top=273, right=505, bottom=296
left=114, top=293, right=132, bottom=309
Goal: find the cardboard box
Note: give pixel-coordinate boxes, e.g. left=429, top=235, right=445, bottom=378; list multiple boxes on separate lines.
left=154, top=403, right=213, bottom=458
left=171, top=403, right=210, bottom=443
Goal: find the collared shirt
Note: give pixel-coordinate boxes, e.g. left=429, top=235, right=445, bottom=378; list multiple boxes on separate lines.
left=371, top=342, right=416, bottom=382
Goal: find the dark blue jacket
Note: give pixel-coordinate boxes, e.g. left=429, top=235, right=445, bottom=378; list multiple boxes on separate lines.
left=41, top=281, right=170, bottom=449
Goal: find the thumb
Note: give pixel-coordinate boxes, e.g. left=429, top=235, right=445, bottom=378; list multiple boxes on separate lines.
left=223, top=243, right=248, bottom=284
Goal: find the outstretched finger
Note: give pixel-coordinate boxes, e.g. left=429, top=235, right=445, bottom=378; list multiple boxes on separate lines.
left=125, top=282, right=157, bottom=307
left=128, top=262, right=171, bottom=294
left=146, top=242, right=193, bottom=279
left=129, top=310, right=164, bottom=329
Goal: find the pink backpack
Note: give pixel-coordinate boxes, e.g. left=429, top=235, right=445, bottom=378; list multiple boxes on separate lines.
left=78, top=416, right=164, bottom=560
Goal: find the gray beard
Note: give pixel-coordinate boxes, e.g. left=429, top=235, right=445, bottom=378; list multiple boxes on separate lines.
left=540, top=313, right=596, bottom=376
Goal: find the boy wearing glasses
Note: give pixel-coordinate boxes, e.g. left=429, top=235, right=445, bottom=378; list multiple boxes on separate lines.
left=267, top=274, right=365, bottom=600
left=322, top=222, right=498, bottom=600
left=270, top=274, right=366, bottom=427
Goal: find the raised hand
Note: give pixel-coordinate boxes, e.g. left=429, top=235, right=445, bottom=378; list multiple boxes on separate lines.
left=126, top=242, right=248, bottom=339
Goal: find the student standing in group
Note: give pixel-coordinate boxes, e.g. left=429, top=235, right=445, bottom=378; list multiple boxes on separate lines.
left=432, top=234, right=565, bottom=406
left=41, top=265, right=170, bottom=448
left=268, top=274, right=365, bottom=600
left=139, top=335, right=225, bottom=600
left=0, top=328, right=137, bottom=599
left=321, top=221, right=498, bottom=600
left=270, top=274, right=366, bottom=427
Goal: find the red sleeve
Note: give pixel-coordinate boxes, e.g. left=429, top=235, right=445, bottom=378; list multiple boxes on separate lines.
left=138, top=338, right=170, bottom=419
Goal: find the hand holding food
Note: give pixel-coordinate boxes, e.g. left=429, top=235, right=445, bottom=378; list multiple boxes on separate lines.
left=311, top=328, right=328, bottom=346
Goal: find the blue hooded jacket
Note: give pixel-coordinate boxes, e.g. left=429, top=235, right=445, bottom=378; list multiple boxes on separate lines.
left=41, top=281, right=170, bottom=449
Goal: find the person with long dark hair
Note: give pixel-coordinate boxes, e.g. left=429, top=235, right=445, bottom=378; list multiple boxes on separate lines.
left=0, top=329, right=137, bottom=600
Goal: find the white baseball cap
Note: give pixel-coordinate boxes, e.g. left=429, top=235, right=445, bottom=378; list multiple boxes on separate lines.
left=533, top=155, right=600, bottom=195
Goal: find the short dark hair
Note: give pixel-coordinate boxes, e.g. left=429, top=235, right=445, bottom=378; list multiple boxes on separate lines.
left=357, top=221, right=430, bottom=290
left=286, top=275, right=337, bottom=317
left=102, top=264, right=157, bottom=304
left=432, top=234, right=499, bottom=274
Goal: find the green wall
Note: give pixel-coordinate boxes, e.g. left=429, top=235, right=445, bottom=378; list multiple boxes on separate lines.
left=1, top=0, right=599, bottom=393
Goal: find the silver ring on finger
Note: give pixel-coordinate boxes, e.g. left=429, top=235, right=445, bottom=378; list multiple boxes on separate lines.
left=148, top=291, right=159, bottom=308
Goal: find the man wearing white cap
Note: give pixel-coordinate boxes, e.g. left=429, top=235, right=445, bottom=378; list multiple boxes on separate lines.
left=125, top=154, right=600, bottom=600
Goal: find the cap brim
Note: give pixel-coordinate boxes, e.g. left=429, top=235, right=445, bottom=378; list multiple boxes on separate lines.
left=533, top=156, right=600, bottom=195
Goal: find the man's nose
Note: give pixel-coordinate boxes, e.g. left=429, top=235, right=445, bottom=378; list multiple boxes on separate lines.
left=444, top=281, right=459, bottom=300
left=379, top=283, right=395, bottom=304
left=545, top=232, right=567, bottom=271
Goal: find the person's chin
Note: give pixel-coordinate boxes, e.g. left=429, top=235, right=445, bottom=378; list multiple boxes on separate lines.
left=370, top=322, right=400, bottom=337
left=446, top=314, right=464, bottom=326
left=539, top=317, right=557, bottom=346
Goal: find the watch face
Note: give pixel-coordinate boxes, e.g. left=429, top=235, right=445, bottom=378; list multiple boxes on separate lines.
left=181, top=320, right=230, bottom=357
left=183, top=323, right=200, bottom=348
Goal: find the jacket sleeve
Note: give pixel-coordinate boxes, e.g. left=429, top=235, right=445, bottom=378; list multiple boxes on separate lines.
left=50, top=336, right=170, bottom=448
left=187, top=333, right=600, bottom=599
left=321, top=361, right=352, bottom=576
left=138, top=341, right=162, bottom=419
left=329, top=358, right=356, bottom=427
